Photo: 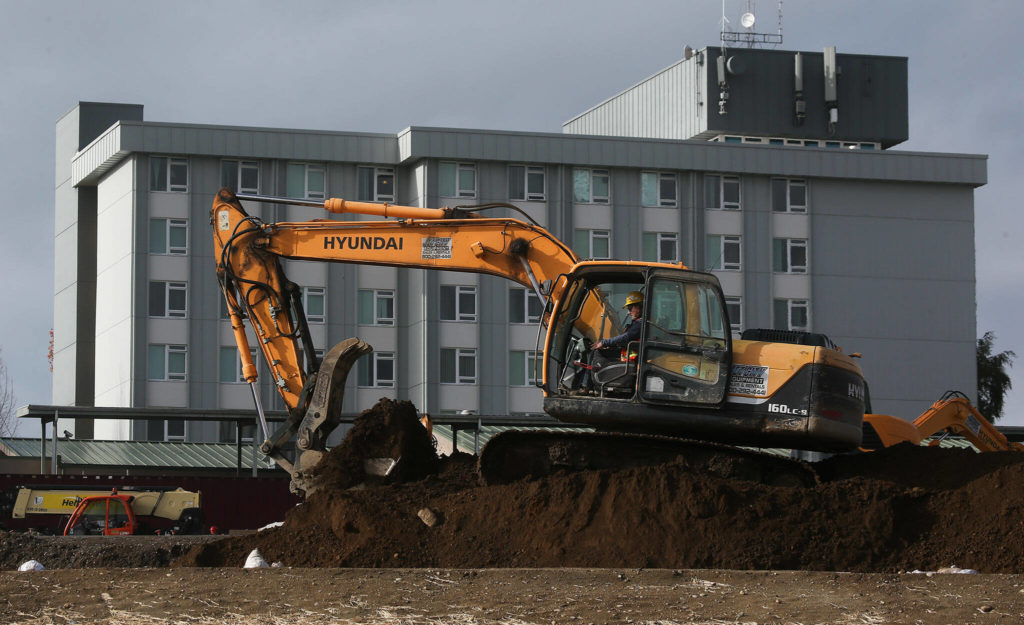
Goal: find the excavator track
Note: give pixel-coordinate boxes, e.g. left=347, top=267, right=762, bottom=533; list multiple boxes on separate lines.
left=478, top=430, right=818, bottom=488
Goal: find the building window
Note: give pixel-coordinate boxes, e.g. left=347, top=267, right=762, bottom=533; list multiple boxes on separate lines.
left=358, top=289, right=395, bottom=325
left=440, top=285, right=476, bottom=321
left=725, top=296, right=743, bottom=334
left=572, top=168, right=610, bottom=204
left=286, top=163, right=326, bottom=199
left=440, top=162, right=476, bottom=198
left=303, top=287, right=326, bottom=323
left=508, top=165, right=546, bottom=201
left=219, top=422, right=255, bottom=444
left=509, top=288, right=543, bottom=324
left=704, top=174, right=740, bottom=210
left=641, top=172, right=677, bottom=207
left=150, top=156, right=188, bottom=193
left=772, top=178, right=807, bottom=213
left=298, top=348, right=324, bottom=374
left=165, top=420, right=186, bottom=442
left=706, top=235, right=742, bottom=271
left=359, top=352, right=395, bottom=388
left=357, top=166, right=395, bottom=202
left=441, top=348, right=477, bottom=384
left=509, top=351, right=538, bottom=386
left=573, top=229, right=611, bottom=259
left=219, top=346, right=255, bottom=383
left=148, top=344, right=187, bottom=381
left=149, top=281, right=188, bottom=318
left=774, top=299, right=810, bottom=331
left=149, top=218, right=188, bottom=255
left=772, top=238, right=808, bottom=273
left=643, top=232, right=678, bottom=263
left=221, top=160, right=260, bottom=194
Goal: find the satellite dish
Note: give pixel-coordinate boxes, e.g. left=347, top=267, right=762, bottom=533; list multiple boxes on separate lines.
left=740, top=12, right=756, bottom=28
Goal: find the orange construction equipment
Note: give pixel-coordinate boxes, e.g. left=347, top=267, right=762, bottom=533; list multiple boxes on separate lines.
left=863, top=391, right=1024, bottom=452
left=212, top=189, right=868, bottom=494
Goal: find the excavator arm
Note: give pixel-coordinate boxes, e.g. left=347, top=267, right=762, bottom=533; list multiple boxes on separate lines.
left=912, top=391, right=1024, bottom=452
left=212, top=189, right=582, bottom=493
left=863, top=391, right=1024, bottom=452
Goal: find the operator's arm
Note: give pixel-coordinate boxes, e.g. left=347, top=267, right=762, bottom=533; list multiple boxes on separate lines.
left=596, top=320, right=643, bottom=350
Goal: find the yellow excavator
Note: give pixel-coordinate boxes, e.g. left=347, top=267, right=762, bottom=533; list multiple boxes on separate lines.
left=212, top=189, right=868, bottom=494
left=863, top=391, right=1024, bottom=452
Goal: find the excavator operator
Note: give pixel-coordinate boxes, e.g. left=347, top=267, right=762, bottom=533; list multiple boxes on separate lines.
left=593, top=291, right=645, bottom=353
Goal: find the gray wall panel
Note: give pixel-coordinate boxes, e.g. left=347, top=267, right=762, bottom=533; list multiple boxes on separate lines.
left=478, top=275, right=508, bottom=415
left=188, top=158, right=221, bottom=414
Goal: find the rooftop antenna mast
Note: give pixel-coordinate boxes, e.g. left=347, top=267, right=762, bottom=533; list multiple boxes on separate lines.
left=720, top=0, right=783, bottom=49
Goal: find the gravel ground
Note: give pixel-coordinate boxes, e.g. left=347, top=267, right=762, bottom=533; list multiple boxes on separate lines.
left=3, top=565, right=1023, bottom=625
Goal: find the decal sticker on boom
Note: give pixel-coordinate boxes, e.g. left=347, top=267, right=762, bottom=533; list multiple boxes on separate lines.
left=422, top=236, right=453, bottom=259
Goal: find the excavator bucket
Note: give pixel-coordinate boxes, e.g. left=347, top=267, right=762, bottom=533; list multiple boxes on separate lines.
left=270, top=338, right=373, bottom=496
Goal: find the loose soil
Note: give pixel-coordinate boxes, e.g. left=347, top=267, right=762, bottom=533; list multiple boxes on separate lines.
left=174, top=398, right=1024, bottom=573
left=5, top=397, right=1024, bottom=624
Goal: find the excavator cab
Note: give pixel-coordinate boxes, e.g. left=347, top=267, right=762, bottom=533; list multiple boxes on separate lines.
left=546, top=265, right=731, bottom=412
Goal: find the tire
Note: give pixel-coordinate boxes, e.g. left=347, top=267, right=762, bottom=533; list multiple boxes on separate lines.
left=177, top=508, right=204, bottom=535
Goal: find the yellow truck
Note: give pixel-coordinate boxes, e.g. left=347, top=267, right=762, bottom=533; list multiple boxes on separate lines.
left=11, top=487, right=202, bottom=535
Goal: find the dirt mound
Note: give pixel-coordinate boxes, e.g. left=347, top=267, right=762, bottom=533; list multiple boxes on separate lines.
left=176, top=400, right=1024, bottom=573
left=309, top=397, right=439, bottom=490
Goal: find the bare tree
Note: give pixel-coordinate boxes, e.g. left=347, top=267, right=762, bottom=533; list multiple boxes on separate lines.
left=0, top=348, right=15, bottom=437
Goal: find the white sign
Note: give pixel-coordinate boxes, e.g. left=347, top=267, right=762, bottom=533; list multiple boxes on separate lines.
left=728, top=364, right=768, bottom=396
left=422, top=236, right=453, bottom=259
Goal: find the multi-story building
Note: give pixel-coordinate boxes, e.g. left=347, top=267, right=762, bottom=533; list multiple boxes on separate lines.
left=53, top=46, right=986, bottom=443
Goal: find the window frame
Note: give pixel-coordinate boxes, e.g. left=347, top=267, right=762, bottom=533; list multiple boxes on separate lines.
left=509, top=350, right=539, bottom=386
left=302, top=286, right=326, bottom=323
left=150, top=156, right=189, bottom=193
left=706, top=234, right=742, bottom=271
left=357, top=166, right=396, bottom=202
left=772, top=178, right=808, bottom=213
left=359, top=351, right=396, bottom=388
left=440, top=347, right=477, bottom=384
left=643, top=232, right=679, bottom=263
left=508, top=165, right=546, bottom=201
left=219, top=346, right=256, bottom=384
left=440, top=285, right=477, bottom=322
left=725, top=296, right=743, bottom=334
left=287, top=162, right=326, bottom=200
left=641, top=171, right=678, bottom=207
left=221, top=159, right=260, bottom=195
left=439, top=161, right=477, bottom=199
left=358, top=289, right=395, bottom=326
left=773, top=238, right=809, bottom=274
left=574, top=229, right=611, bottom=259
left=573, top=168, right=610, bottom=204
left=149, top=218, right=188, bottom=255
left=774, top=298, right=810, bottom=332
left=165, top=419, right=186, bottom=442
left=148, top=344, right=187, bottom=381
left=704, top=174, right=741, bottom=210
left=509, top=287, right=543, bottom=324
left=149, top=280, right=188, bottom=318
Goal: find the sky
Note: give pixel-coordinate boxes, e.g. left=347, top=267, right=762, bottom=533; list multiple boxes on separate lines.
left=1, top=0, right=1022, bottom=435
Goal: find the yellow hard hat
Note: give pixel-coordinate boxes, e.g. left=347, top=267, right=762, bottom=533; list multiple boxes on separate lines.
left=623, top=291, right=644, bottom=308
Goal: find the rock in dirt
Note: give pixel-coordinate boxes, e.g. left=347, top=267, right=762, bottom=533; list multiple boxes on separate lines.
left=173, top=405, right=1024, bottom=574
left=417, top=507, right=440, bottom=527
